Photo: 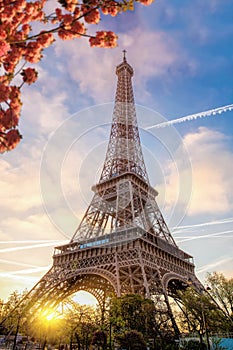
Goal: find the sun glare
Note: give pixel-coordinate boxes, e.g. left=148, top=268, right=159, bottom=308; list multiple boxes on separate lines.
left=37, top=292, right=97, bottom=324
left=46, top=311, right=56, bottom=321
left=39, top=308, right=60, bottom=323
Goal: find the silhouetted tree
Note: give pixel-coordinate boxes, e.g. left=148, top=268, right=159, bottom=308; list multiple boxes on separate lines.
left=116, top=330, right=147, bottom=350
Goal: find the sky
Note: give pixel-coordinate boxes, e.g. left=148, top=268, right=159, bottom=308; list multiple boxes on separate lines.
left=0, top=0, right=233, bottom=303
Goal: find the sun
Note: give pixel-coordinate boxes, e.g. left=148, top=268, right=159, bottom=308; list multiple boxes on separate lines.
left=39, top=308, right=61, bottom=323
left=45, top=311, right=57, bottom=321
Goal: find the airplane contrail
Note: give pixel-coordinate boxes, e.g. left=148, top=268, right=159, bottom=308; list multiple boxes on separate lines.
left=0, top=239, right=61, bottom=244
left=0, top=240, right=66, bottom=253
left=171, top=217, right=233, bottom=234
left=0, top=258, right=40, bottom=268
left=197, top=257, right=233, bottom=274
left=176, top=229, right=233, bottom=243
left=0, top=266, right=50, bottom=277
left=145, top=104, right=233, bottom=130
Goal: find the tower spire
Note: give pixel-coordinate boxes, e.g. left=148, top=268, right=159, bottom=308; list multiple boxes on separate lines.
left=99, top=54, right=148, bottom=182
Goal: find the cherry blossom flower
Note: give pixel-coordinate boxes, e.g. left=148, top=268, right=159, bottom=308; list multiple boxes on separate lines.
left=0, top=108, right=19, bottom=130
left=5, top=129, right=22, bottom=151
left=89, top=31, right=118, bottom=48
left=0, top=0, right=153, bottom=152
left=0, top=41, right=10, bottom=57
left=138, top=0, right=154, bottom=5
left=0, top=83, right=10, bottom=102
left=21, top=67, right=38, bottom=85
left=101, top=1, right=119, bottom=16
left=83, top=8, right=100, bottom=24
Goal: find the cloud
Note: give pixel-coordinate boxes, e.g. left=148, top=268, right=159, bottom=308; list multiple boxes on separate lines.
left=21, top=85, right=69, bottom=136
left=157, top=127, right=233, bottom=218
left=0, top=212, right=64, bottom=298
left=173, top=1, right=227, bottom=45
left=53, top=26, right=188, bottom=103
left=0, top=157, right=42, bottom=214
left=184, top=127, right=233, bottom=215
left=53, top=39, right=116, bottom=103
left=195, top=259, right=233, bottom=283
left=119, top=28, right=180, bottom=78
left=0, top=214, right=65, bottom=259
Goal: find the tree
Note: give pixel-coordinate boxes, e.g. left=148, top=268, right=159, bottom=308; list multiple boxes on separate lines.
left=0, top=0, right=154, bottom=153
left=109, top=294, right=155, bottom=335
left=0, top=290, right=34, bottom=350
left=108, top=293, right=177, bottom=349
left=206, top=272, right=233, bottom=326
left=60, top=301, right=98, bottom=350
left=176, top=285, right=231, bottom=348
left=116, top=330, right=147, bottom=350
left=27, top=309, right=66, bottom=350
left=0, top=291, right=101, bottom=350
left=0, top=299, right=8, bottom=334
left=91, top=330, right=107, bottom=350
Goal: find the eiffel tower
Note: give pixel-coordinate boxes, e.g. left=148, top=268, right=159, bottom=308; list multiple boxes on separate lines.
left=23, top=53, right=201, bottom=333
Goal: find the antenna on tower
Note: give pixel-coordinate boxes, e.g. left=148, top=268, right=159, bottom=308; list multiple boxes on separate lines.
left=123, top=49, right=127, bottom=62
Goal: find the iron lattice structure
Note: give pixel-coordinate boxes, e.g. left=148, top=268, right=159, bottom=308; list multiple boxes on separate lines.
left=23, top=55, right=201, bottom=333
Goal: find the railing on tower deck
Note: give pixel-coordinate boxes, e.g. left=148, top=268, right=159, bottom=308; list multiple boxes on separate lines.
left=53, top=227, right=194, bottom=264
left=156, top=236, right=194, bottom=264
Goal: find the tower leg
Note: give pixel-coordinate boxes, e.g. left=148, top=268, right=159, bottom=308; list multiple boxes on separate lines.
left=115, top=253, right=121, bottom=297
left=138, top=251, right=150, bottom=297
